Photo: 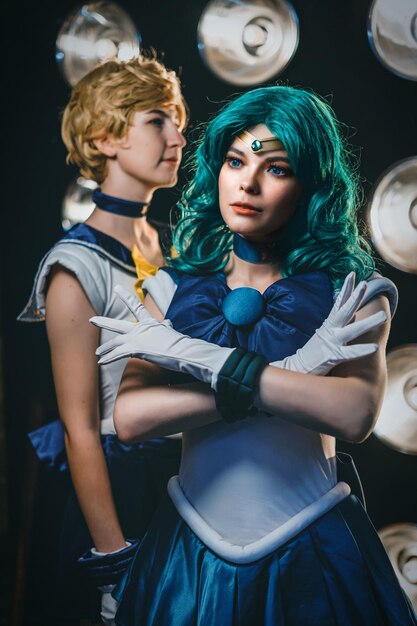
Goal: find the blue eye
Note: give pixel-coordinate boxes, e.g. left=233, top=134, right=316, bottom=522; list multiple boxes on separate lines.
left=269, top=164, right=285, bottom=176
left=226, top=157, right=241, bottom=168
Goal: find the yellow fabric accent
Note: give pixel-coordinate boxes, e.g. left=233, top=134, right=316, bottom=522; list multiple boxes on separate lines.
left=131, top=244, right=160, bottom=302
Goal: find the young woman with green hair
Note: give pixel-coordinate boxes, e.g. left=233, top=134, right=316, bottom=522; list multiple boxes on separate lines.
left=93, top=85, right=415, bottom=625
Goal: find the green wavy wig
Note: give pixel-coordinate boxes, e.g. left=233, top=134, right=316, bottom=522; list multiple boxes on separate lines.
left=169, top=85, right=374, bottom=288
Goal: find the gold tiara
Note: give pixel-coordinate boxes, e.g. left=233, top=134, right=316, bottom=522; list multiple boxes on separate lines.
left=236, top=129, right=284, bottom=153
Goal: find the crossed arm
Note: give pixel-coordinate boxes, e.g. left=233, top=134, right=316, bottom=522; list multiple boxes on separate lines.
left=113, top=292, right=390, bottom=445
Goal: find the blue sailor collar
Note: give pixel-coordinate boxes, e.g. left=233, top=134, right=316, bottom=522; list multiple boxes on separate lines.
left=165, top=269, right=335, bottom=363
left=60, top=223, right=137, bottom=274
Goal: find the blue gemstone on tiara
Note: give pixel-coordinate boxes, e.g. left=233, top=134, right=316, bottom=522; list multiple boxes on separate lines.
left=251, top=139, right=262, bottom=152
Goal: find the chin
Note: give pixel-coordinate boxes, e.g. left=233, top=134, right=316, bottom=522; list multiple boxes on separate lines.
left=156, top=174, right=179, bottom=189
left=225, top=216, right=265, bottom=239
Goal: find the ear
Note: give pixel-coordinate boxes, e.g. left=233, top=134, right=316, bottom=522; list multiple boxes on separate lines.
left=93, top=136, right=118, bottom=157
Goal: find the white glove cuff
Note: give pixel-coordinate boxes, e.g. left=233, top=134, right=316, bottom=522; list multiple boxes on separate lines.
left=91, top=541, right=131, bottom=558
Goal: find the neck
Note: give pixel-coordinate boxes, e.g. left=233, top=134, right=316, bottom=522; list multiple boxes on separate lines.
left=228, top=253, right=281, bottom=281
left=86, top=210, right=148, bottom=250
left=93, top=188, right=149, bottom=217
left=233, top=233, right=276, bottom=264
left=226, top=235, right=282, bottom=289
left=101, top=173, right=154, bottom=204
left=86, top=186, right=152, bottom=250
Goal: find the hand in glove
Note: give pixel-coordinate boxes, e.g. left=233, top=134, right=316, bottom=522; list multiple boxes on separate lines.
left=91, top=272, right=386, bottom=389
left=91, top=544, right=123, bottom=626
left=92, top=285, right=234, bottom=389
left=78, top=540, right=138, bottom=625
left=271, top=271, right=387, bottom=375
left=97, top=584, right=118, bottom=626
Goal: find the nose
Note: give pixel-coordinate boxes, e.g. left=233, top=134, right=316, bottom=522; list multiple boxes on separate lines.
left=167, top=123, right=186, bottom=148
left=240, top=173, right=260, bottom=195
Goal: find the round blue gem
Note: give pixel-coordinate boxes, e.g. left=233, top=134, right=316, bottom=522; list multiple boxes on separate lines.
left=222, top=287, right=265, bottom=327
left=251, top=139, right=262, bottom=152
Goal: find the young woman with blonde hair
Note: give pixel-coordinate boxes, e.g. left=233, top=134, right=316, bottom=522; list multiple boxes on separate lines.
left=19, top=54, right=187, bottom=625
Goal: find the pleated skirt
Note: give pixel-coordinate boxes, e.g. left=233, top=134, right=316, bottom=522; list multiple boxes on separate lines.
left=115, top=494, right=416, bottom=626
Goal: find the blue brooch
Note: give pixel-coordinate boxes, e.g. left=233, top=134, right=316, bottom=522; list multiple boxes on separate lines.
left=222, top=287, right=265, bottom=327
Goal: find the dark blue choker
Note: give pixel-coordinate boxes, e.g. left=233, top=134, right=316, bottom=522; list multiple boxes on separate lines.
left=233, top=233, right=275, bottom=264
left=93, top=188, right=149, bottom=218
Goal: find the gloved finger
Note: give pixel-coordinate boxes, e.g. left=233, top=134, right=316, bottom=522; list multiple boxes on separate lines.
left=334, top=281, right=367, bottom=325
left=96, top=335, right=125, bottom=357
left=333, top=272, right=355, bottom=311
left=114, top=285, right=152, bottom=322
left=340, top=343, right=379, bottom=361
left=90, top=316, right=134, bottom=334
left=338, top=310, right=387, bottom=343
left=98, top=346, right=133, bottom=365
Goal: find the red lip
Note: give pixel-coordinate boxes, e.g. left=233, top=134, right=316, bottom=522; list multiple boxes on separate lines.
left=161, top=153, right=180, bottom=165
left=162, top=158, right=179, bottom=165
left=231, top=202, right=262, bottom=215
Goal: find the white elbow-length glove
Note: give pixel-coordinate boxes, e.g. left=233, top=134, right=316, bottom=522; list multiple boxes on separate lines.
left=92, top=272, right=386, bottom=389
left=270, top=271, right=386, bottom=375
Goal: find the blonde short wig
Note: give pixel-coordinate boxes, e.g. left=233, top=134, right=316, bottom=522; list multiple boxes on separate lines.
left=61, top=55, right=188, bottom=183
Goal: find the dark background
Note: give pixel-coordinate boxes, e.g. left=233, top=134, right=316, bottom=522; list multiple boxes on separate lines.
left=2, top=0, right=416, bottom=623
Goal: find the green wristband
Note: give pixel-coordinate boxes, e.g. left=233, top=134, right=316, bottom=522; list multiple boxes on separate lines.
left=215, top=348, right=267, bottom=423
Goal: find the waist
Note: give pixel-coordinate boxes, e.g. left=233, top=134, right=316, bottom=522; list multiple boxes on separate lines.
left=168, top=476, right=351, bottom=564
left=179, top=417, right=337, bottom=543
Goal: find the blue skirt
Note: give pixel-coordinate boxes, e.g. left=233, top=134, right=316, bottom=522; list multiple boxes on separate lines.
left=28, top=420, right=181, bottom=623
left=115, top=494, right=416, bottom=626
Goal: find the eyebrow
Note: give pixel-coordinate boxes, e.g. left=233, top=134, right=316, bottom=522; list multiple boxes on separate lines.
left=146, top=108, right=182, bottom=129
left=146, top=109, right=170, bottom=117
left=228, top=145, right=291, bottom=163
